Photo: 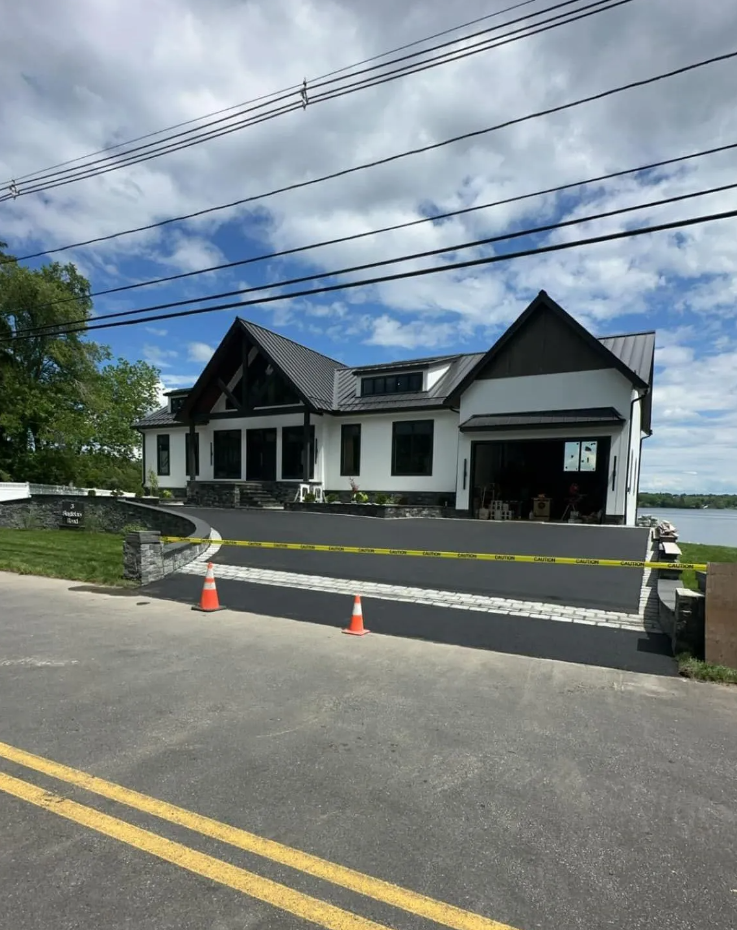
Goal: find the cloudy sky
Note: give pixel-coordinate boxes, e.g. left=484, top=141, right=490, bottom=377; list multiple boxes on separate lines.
left=1, top=0, right=736, bottom=491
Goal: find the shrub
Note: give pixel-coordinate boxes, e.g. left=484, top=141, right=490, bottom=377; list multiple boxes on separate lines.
left=161, top=489, right=174, bottom=500
left=87, top=488, right=97, bottom=496
left=303, top=491, right=317, bottom=503
left=354, top=491, right=369, bottom=504
left=375, top=493, right=388, bottom=505
left=326, top=493, right=339, bottom=504
left=147, top=470, right=160, bottom=495
left=122, top=523, right=148, bottom=535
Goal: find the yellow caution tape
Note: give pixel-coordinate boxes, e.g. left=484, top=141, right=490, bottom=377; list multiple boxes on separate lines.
left=161, top=537, right=708, bottom=571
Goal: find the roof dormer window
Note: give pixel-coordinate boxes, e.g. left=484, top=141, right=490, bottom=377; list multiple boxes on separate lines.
left=361, top=372, right=423, bottom=396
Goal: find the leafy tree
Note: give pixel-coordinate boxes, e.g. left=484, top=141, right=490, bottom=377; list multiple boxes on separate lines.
left=0, top=242, right=159, bottom=487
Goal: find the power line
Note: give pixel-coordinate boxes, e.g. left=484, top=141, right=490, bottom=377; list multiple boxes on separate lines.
left=2, top=0, right=624, bottom=200
left=11, top=206, right=737, bottom=340
left=5, top=43, right=733, bottom=265
left=25, top=141, right=737, bottom=313
left=9, top=186, right=737, bottom=341
left=0, top=0, right=543, bottom=189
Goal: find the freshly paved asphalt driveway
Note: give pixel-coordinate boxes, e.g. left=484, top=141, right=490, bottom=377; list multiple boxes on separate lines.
left=1, top=575, right=735, bottom=930
left=178, top=508, right=650, bottom=612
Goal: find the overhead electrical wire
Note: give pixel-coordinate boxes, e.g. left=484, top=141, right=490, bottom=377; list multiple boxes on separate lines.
left=8, top=207, right=737, bottom=341
left=5, top=45, right=734, bottom=266
left=0, top=0, right=543, bottom=190
left=9, top=185, right=737, bottom=341
left=24, top=141, right=737, bottom=313
left=1, top=0, right=611, bottom=196
left=1, top=0, right=631, bottom=200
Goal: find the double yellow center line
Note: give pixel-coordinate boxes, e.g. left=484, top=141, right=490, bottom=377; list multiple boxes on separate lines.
left=0, top=740, right=519, bottom=930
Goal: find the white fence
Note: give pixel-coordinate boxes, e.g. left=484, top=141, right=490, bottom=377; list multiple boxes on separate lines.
left=0, top=482, right=136, bottom=502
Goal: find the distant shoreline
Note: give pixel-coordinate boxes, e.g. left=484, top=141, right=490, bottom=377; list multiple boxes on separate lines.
left=638, top=505, right=737, bottom=511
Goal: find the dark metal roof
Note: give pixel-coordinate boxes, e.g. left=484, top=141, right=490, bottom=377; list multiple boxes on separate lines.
left=598, top=331, right=655, bottom=386
left=238, top=319, right=344, bottom=411
left=133, top=405, right=181, bottom=428
left=335, top=353, right=483, bottom=413
left=134, top=307, right=656, bottom=429
left=459, top=407, right=624, bottom=432
left=350, top=353, right=461, bottom=374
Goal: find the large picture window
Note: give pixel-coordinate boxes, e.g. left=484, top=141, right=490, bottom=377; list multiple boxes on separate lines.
left=391, top=420, right=434, bottom=476
left=156, top=434, right=170, bottom=476
left=282, top=425, right=315, bottom=480
left=361, top=372, right=423, bottom=396
left=185, top=432, right=200, bottom=476
left=340, top=424, right=361, bottom=476
left=213, top=430, right=242, bottom=479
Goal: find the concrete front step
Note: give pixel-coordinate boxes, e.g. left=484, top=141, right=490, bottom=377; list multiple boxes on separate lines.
left=239, top=484, right=283, bottom=509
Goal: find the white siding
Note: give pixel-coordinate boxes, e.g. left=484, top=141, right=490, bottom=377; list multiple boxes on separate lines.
left=322, top=410, right=459, bottom=493
left=142, top=411, right=327, bottom=488
left=454, top=369, right=635, bottom=520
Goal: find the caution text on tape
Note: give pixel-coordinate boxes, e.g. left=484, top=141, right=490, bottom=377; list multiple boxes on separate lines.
left=160, top=537, right=708, bottom=571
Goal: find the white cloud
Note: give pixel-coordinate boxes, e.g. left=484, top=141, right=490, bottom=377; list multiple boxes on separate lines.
left=2, top=0, right=737, bottom=489
left=146, top=326, right=168, bottom=336
left=187, top=341, right=215, bottom=362
left=142, top=344, right=178, bottom=367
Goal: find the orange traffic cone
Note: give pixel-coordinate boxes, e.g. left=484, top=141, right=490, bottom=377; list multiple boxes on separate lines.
left=343, top=595, right=368, bottom=635
left=192, top=563, right=225, bottom=612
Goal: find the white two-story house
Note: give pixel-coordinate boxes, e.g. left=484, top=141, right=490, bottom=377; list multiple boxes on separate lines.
left=134, top=291, right=654, bottom=524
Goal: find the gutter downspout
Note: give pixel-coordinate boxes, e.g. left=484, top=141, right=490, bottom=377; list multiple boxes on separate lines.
left=623, top=388, right=647, bottom=526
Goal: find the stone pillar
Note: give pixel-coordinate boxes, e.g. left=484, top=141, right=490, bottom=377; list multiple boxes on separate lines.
left=123, top=530, right=164, bottom=585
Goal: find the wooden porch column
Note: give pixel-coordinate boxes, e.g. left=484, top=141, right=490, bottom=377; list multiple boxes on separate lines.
left=188, top=420, right=197, bottom=482
left=302, top=408, right=311, bottom=483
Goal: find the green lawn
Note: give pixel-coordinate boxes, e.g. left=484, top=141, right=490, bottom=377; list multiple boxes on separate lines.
left=0, top=529, right=129, bottom=586
left=677, top=542, right=737, bottom=591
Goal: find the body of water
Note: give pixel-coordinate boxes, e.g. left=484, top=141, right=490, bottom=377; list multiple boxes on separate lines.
left=639, top=508, right=737, bottom=547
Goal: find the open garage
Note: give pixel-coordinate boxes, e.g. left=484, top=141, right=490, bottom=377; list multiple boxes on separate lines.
left=469, top=429, right=614, bottom=523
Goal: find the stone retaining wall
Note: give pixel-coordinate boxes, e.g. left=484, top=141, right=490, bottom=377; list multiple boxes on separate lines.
left=285, top=502, right=460, bottom=519
left=0, top=495, right=192, bottom=535
left=0, top=494, right=213, bottom=586
left=657, top=576, right=705, bottom=657
left=186, top=481, right=457, bottom=509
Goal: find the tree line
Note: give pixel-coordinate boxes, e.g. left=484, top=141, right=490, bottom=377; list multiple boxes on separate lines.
left=0, top=242, right=160, bottom=491
left=638, top=492, right=737, bottom=510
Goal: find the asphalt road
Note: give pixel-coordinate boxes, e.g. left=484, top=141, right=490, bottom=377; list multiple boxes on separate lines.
left=178, top=508, right=650, bottom=612
left=145, top=571, right=676, bottom=676
left=1, top=574, right=735, bottom=930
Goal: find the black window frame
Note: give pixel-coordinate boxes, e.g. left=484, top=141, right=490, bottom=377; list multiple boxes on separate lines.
left=185, top=432, right=200, bottom=477
left=156, top=434, right=170, bottom=476
left=391, top=420, right=434, bottom=477
left=281, top=425, right=315, bottom=480
left=213, top=429, right=242, bottom=479
left=340, top=424, right=361, bottom=476
left=170, top=396, right=186, bottom=414
left=361, top=371, right=423, bottom=396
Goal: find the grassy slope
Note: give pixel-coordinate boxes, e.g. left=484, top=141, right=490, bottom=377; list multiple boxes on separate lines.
left=677, top=542, right=737, bottom=591
left=0, top=529, right=129, bottom=586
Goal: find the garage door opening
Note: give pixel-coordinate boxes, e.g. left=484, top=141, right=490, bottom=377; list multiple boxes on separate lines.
left=470, top=437, right=612, bottom=522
